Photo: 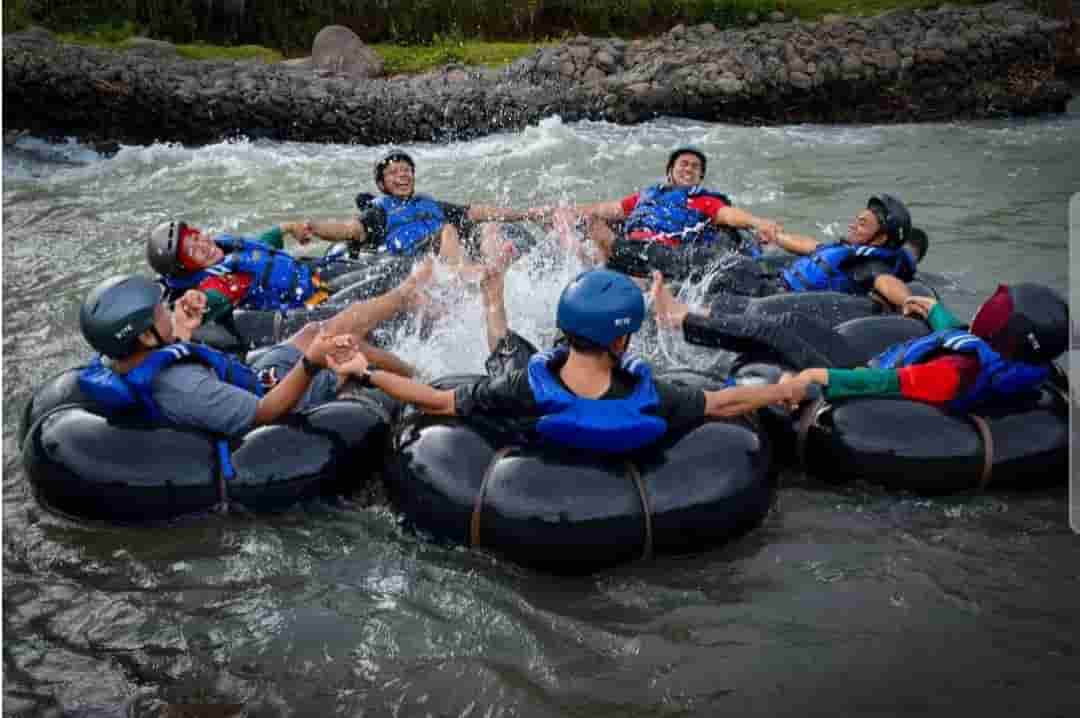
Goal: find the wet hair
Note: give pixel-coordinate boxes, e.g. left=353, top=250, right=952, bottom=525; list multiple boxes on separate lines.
left=564, top=332, right=609, bottom=356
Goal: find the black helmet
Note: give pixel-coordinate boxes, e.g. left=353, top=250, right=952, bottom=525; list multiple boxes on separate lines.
left=374, top=150, right=415, bottom=192
left=970, top=283, right=1070, bottom=364
left=147, top=220, right=187, bottom=276
left=867, top=194, right=912, bottom=248
left=666, top=147, right=707, bottom=177
left=80, top=275, right=164, bottom=359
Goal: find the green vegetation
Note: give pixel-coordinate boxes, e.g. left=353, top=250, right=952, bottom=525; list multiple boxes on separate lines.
left=375, top=40, right=551, bottom=76
left=4, top=1, right=1045, bottom=74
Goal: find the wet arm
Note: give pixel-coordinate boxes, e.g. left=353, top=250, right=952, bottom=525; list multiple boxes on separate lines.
left=466, top=205, right=529, bottom=222
left=253, top=362, right=318, bottom=425
left=574, top=199, right=626, bottom=221
left=871, top=274, right=912, bottom=310
left=367, top=370, right=456, bottom=415
left=770, top=230, right=821, bottom=255
left=704, top=383, right=794, bottom=418
left=305, top=218, right=367, bottom=243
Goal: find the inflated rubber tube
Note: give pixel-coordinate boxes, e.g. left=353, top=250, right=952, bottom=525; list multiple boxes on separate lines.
left=191, top=252, right=414, bottom=352
left=730, top=314, right=932, bottom=466
left=800, top=376, right=1069, bottom=493
left=703, top=279, right=939, bottom=330
left=385, top=372, right=775, bottom=575
left=18, top=367, right=398, bottom=522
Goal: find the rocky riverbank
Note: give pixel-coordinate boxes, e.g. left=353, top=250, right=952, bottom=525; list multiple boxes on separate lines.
left=3, top=1, right=1073, bottom=147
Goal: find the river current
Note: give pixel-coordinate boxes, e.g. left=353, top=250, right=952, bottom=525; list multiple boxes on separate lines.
left=3, top=105, right=1079, bottom=716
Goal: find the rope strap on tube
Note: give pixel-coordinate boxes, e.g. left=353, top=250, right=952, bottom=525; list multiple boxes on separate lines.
left=470, top=446, right=517, bottom=548
left=795, top=395, right=826, bottom=470
left=966, top=414, right=994, bottom=491
left=624, top=461, right=654, bottom=561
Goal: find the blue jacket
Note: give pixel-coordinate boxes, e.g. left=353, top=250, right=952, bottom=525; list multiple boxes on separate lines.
left=164, top=235, right=319, bottom=311
left=782, top=241, right=916, bottom=294
left=871, top=329, right=1048, bottom=412
left=526, top=347, right=668, bottom=453
left=78, top=342, right=263, bottom=424
left=374, top=194, right=447, bottom=256
left=623, top=184, right=731, bottom=245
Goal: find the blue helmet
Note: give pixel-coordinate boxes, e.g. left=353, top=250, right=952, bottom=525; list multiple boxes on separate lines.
left=556, top=269, right=644, bottom=348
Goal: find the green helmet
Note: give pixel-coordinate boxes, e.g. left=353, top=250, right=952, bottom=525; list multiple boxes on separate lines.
left=79, top=275, right=163, bottom=359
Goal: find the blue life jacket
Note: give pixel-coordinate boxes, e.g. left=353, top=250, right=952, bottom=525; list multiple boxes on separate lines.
left=78, top=342, right=263, bottom=424
left=163, top=235, right=319, bottom=311
left=374, top=194, right=447, bottom=256
left=871, top=329, right=1048, bottom=413
left=781, top=241, right=916, bottom=294
left=526, top=347, right=668, bottom=453
left=623, top=184, right=731, bottom=245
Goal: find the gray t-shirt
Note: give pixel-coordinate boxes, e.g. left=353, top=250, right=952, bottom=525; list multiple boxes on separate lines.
left=151, top=344, right=338, bottom=437
left=152, top=363, right=259, bottom=437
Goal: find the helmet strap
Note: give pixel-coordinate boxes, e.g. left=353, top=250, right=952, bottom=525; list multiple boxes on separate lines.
left=149, top=324, right=169, bottom=348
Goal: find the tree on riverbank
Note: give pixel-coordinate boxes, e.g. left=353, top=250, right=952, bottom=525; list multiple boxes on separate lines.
left=4, top=0, right=995, bottom=54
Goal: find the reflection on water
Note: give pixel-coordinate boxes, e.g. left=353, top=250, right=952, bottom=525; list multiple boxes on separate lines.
left=3, top=112, right=1079, bottom=716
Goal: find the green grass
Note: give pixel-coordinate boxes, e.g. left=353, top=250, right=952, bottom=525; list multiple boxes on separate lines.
left=781, top=0, right=987, bottom=20
left=373, top=40, right=551, bottom=76
left=37, top=1, right=1008, bottom=74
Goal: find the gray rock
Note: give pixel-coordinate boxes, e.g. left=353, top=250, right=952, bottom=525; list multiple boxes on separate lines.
left=768, top=11, right=786, bottom=23
left=715, top=76, right=743, bottom=95
left=126, top=37, right=177, bottom=58
left=583, top=66, right=607, bottom=83
left=595, top=50, right=616, bottom=70
left=568, top=45, right=592, bottom=60
left=311, top=25, right=383, bottom=78
left=790, top=71, right=813, bottom=90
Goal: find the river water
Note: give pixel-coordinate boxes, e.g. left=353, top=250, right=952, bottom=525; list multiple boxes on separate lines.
left=3, top=103, right=1079, bottom=716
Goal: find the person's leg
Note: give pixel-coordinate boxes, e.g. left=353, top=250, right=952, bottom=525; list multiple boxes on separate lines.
left=284, top=259, right=431, bottom=372
left=684, top=311, right=859, bottom=369
left=583, top=215, right=616, bottom=264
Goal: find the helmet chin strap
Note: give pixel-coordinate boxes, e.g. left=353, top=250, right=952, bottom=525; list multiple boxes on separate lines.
left=149, top=325, right=171, bottom=347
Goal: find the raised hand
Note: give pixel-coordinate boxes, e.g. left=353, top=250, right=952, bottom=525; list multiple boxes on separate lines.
left=173, top=289, right=207, bottom=336
left=649, top=271, right=689, bottom=331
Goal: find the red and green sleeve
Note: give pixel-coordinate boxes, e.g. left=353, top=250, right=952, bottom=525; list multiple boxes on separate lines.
left=196, top=226, right=287, bottom=323
left=823, top=302, right=972, bottom=403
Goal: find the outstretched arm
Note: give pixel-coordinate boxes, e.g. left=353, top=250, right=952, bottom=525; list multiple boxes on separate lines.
left=767, top=230, right=820, bottom=255
left=871, top=274, right=912, bottom=310
left=466, top=205, right=529, bottom=222
left=712, top=206, right=782, bottom=244
left=328, top=352, right=456, bottom=415
left=703, top=381, right=809, bottom=418
left=302, top=218, right=367, bottom=244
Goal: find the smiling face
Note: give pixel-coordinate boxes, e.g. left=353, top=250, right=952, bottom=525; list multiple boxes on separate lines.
left=847, top=209, right=886, bottom=246
left=667, top=152, right=705, bottom=187
left=379, top=160, right=416, bottom=198
left=178, top=228, right=225, bottom=270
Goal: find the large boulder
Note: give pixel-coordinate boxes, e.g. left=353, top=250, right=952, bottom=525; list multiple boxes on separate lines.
left=311, top=25, right=383, bottom=79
